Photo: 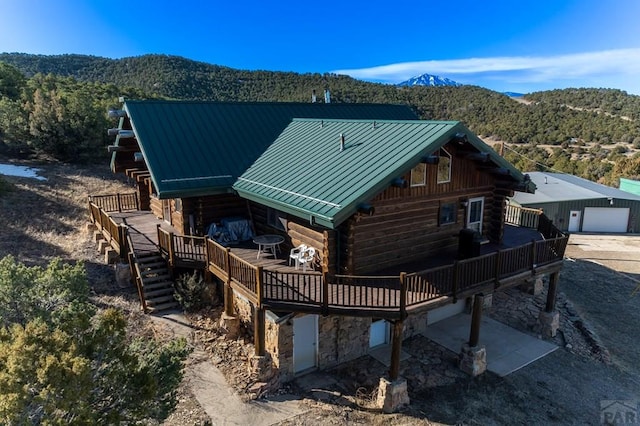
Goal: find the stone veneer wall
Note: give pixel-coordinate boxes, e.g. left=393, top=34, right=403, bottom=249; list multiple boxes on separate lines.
left=230, top=289, right=432, bottom=383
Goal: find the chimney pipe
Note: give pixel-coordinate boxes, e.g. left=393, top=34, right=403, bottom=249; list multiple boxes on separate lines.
left=324, top=89, right=331, bottom=104
left=312, top=89, right=317, bottom=103
left=339, top=133, right=345, bottom=152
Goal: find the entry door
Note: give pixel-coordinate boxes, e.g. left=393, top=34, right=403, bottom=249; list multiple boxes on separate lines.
left=369, top=319, right=390, bottom=348
left=293, top=315, right=318, bottom=373
left=568, top=210, right=581, bottom=232
left=467, top=197, right=484, bottom=232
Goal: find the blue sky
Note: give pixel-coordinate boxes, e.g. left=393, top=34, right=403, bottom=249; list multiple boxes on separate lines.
left=2, top=0, right=640, bottom=94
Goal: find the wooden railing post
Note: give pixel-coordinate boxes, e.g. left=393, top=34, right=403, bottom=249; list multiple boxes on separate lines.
left=452, top=261, right=460, bottom=302
left=494, top=249, right=501, bottom=289
left=117, top=193, right=122, bottom=212
left=255, top=266, right=263, bottom=307
left=399, top=272, right=407, bottom=319
left=224, top=248, right=234, bottom=317
left=530, top=239, right=537, bottom=271
left=254, top=266, right=265, bottom=356
left=322, top=271, right=329, bottom=316
left=118, top=225, right=127, bottom=258
left=168, top=231, right=176, bottom=268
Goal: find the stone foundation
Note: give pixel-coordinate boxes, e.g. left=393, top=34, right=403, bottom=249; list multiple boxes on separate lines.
left=467, top=293, right=493, bottom=313
left=377, top=377, right=410, bottom=413
left=538, top=310, right=560, bottom=338
left=219, top=313, right=241, bottom=340
left=459, top=344, right=487, bottom=376
left=248, top=354, right=275, bottom=382
left=114, top=263, right=131, bottom=288
left=520, top=277, right=544, bottom=296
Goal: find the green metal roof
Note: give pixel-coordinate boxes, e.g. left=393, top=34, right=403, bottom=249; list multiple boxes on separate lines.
left=112, top=101, right=417, bottom=199
left=234, top=119, right=532, bottom=229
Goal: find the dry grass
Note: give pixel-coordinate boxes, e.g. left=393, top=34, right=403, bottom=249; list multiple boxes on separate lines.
left=0, top=159, right=132, bottom=265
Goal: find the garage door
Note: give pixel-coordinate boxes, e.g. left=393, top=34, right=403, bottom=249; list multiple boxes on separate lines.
left=582, top=207, right=629, bottom=233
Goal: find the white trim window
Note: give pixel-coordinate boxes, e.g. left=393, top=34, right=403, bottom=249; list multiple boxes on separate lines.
left=437, top=148, right=451, bottom=184
left=410, top=163, right=426, bottom=187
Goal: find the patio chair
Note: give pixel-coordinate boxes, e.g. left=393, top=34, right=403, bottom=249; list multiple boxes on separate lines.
left=299, top=247, right=316, bottom=272
left=289, top=244, right=307, bottom=268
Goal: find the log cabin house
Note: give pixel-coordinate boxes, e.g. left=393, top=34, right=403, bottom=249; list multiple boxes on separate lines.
left=91, top=100, right=567, bottom=409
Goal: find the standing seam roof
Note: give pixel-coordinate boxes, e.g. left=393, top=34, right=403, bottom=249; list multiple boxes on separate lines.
left=118, top=101, right=418, bottom=199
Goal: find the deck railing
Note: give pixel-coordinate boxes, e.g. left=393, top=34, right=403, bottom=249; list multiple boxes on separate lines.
left=91, top=194, right=568, bottom=319
left=504, top=204, right=542, bottom=229
left=205, top=225, right=568, bottom=319
left=89, top=193, right=139, bottom=213
left=88, top=200, right=127, bottom=255
left=157, top=226, right=207, bottom=268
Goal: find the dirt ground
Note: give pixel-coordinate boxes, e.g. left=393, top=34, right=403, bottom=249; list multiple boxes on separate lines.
left=2, top=159, right=640, bottom=425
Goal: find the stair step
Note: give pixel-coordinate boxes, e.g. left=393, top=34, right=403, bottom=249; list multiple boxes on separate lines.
left=140, top=274, right=172, bottom=284
left=140, top=268, right=169, bottom=277
left=146, top=294, right=176, bottom=305
left=138, top=259, right=167, bottom=268
left=144, top=287, right=174, bottom=298
left=147, top=301, right=181, bottom=313
left=142, top=280, right=174, bottom=291
left=137, top=252, right=162, bottom=261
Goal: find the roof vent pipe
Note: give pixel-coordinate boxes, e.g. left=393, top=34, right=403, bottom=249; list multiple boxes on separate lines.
left=324, top=89, right=331, bottom=104
left=312, top=89, right=317, bottom=103
left=545, top=176, right=548, bottom=184
left=372, top=121, right=377, bottom=129
left=339, top=133, right=345, bottom=152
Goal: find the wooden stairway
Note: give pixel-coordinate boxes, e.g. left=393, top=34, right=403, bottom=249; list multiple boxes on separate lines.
left=134, top=252, right=180, bottom=313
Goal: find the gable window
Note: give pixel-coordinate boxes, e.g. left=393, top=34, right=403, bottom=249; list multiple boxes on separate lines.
left=437, top=148, right=451, bottom=184
left=267, top=207, right=287, bottom=231
left=410, top=163, right=426, bottom=187
left=439, top=201, right=457, bottom=226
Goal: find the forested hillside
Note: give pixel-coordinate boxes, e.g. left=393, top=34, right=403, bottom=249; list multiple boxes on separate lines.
left=1, top=53, right=639, bottom=183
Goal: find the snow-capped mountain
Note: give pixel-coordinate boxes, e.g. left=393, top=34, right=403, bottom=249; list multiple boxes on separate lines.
left=397, top=73, right=462, bottom=87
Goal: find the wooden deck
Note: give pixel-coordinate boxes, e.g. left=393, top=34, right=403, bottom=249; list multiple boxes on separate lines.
left=104, top=208, right=544, bottom=275
left=90, top=199, right=567, bottom=319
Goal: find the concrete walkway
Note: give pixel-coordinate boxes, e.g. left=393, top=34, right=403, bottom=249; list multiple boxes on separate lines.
left=150, top=312, right=305, bottom=425
left=424, top=313, right=558, bottom=376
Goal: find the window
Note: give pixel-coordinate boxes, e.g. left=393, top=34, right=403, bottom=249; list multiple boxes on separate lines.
left=267, top=207, right=287, bottom=231
left=439, top=201, right=457, bottom=226
left=437, top=148, right=451, bottom=183
left=410, top=163, right=426, bottom=187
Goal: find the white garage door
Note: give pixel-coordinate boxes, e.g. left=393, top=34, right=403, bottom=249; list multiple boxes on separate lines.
left=582, top=207, right=629, bottom=233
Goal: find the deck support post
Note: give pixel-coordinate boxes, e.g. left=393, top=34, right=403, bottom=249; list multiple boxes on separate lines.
left=378, top=319, right=409, bottom=413
left=389, top=320, right=404, bottom=381
left=468, top=293, right=483, bottom=347
left=538, top=272, right=560, bottom=338
left=459, top=293, right=487, bottom=376
left=254, top=307, right=266, bottom=356
left=545, top=272, right=559, bottom=313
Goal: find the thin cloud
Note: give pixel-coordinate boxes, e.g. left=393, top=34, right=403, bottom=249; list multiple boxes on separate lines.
left=333, top=48, right=640, bottom=86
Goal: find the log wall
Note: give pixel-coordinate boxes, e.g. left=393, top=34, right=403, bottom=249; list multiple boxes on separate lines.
left=248, top=202, right=334, bottom=273
left=343, top=142, right=507, bottom=274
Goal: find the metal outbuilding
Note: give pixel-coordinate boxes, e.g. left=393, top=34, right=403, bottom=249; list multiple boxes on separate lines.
left=511, top=172, right=640, bottom=233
